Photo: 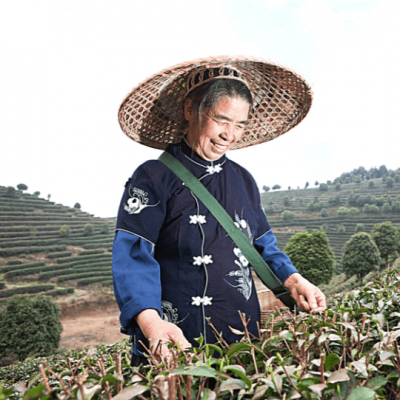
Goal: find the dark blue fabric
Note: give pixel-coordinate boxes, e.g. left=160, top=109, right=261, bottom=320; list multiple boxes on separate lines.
left=112, top=139, right=298, bottom=355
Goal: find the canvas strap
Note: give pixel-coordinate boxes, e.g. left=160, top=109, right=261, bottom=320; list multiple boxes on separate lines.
left=158, top=151, right=296, bottom=310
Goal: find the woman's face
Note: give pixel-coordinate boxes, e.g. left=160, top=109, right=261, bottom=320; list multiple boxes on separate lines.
left=185, top=96, right=250, bottom=161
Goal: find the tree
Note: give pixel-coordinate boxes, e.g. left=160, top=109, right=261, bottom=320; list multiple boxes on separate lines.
left=264, top=205, right=275, bottom=215
left=341, top=233, right=381, bottom=284
left=335, top=183, right=341, bottom=191
left=60, top=225, right=70, bottom=237
left=319, top=183, right=329, bottom=191
left=386, top=177, right=394, bottom=188
left=322, top=223, right=329, bottom=232
left=320, top=208, right=328, bottom=217
left=368, top=181, right=375, bottom=188
left=371, top=221, right=399, bottom=269
left=47, top=194, right=51, bottom=200
left=262, top=186, right=270, bottom=192
left=0, top=295, right=62, bottom=362
left=281, top=210, right=296, bottom=221
left=101, top=223, right=110, bottom=234
left=33, top=191, right=40, bottom=197
left=395, top=174, right=400, bottom=183
left=306, top=202, right=315, bottom=212
left=355, top=223, right=366, bottom=233
left=338, top=225, right=346, bottom=234
left=337, top=207, right=349, bottom=216
left=344, top=177, right=351, bottom=184
left=305, top=182, right=309, bottom=189
left=84, top=223, right=94, bottom=236
left=5, top=186, right=16, bottom=198
left=284, top=230, right=335, bottom=285
left=272, top=185, right=281, bottom=190
left=17, top=183, right=28, bottom=191
left=382, top=203, right=391, bottom=213
left=315, top=181, right=319, bottom=186
left=74, top=203, right=81, bottom=209
left=283, top=196, right=290, bottom=206
left=369, top=204, right=380, bottom=214
left=349, top=207, right=359, bottom=216
left=288, top=186, right=291, bottom=190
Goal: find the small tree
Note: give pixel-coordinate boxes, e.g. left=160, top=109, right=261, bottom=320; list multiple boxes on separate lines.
left=344, top=177, right=351, bottom=184
left=5, top=186, right=16, bottom=198
left=386, top=177, right=394, bottom=188
left=322, top=223, right=329, bottom=232
left=265, top=206, right=275, bottom=215
left=0, top=295, right=62, bottom=362
left=319, top=183, right=329, bottom=191
left=363, top=204, right=370, bottom=213
left=368, top=181, right=375, bottom=188
left=320, top=208, right=328, bottom=217
left=101, top=223, right=110, bottom=234
left=306, top=202, right=315, bottom=212
left=281, top=211, right=296, bottom=221
left=272, top=185, right=281, bottom=190
left=337, top=207, right=349, bottom=216
left=17, top=184, right=28, bottom=191
left=60, top=225, right=70, bottom=237
left=335, top=183, right=341, bottom=191
left=283, top=196, right=290, bottom=206
left=47, top=194, right=51, bottom=201
left=74, top=203, right=81, bottom=209
left=84, top=223, right=94, bottom=236
left=371, top=221, right=399, bottom=269
left=355, top=223, right=366, bottom=233
left=33, top=191, right=40, bottom=197
left=315, top=181, right=319, bottom=186
left=262, top=186, right=270, bottom=192
left=382, top=203, right=391, bottom=213
left=369, top=204, right=380, bottom=214
left=338, top=224, right=346, bottom=234
left=305, top=182, right=309, bottom=189
left=349, top=207, right=359, bottom=216
left=284, top=230, right=335, bottom=285
left=341, top=233, right=381, bottom=284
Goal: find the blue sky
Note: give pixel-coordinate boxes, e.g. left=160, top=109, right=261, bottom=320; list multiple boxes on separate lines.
left=1, top=1, right=399, bottom=218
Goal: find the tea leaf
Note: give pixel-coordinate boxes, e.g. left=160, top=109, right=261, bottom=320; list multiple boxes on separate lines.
left=347, top=386, right=376, bottom=400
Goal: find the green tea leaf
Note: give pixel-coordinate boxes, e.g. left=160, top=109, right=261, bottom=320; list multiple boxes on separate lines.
left=325, top=353, right=340, bottom=371
left=347, top=386, right=376, bottom=400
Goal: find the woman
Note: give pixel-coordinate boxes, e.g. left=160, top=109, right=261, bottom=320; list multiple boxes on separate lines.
left=112, top=56, right=326, bottom=364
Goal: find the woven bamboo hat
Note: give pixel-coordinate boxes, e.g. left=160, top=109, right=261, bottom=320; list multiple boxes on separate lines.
left=118, top=55, right=312, bottom=150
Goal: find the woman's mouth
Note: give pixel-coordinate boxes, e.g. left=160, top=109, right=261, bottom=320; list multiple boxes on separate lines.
left=211, top=140, right=228, bottom=151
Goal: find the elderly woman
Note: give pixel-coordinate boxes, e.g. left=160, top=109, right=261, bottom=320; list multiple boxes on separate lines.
left=112, top=56, right=326, bottom=365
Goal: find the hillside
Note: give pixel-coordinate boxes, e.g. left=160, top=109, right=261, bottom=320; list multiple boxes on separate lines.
left=261, top=175, right=400, bottom=271
left=0, top=186, right=115, bottom=305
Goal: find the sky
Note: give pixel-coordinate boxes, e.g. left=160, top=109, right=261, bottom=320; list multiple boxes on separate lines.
left=1, top=1, right=399, bottom=218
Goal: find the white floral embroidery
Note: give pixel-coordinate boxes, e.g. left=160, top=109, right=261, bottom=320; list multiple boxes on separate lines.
left=189, top=215, right=207, bottom=224
left=124, top=187, right=160, bottom=215
left=206, top=164, right=223, bottom=174
left=193, top=255, right=213, bottom=266
left=191, top=296, right=213, bottom=306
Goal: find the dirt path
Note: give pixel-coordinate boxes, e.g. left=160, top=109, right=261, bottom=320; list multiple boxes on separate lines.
left=59, top=300, right=127, bottom=351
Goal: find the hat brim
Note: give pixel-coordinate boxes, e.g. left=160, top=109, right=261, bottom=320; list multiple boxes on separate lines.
left=118, top=55, right=312, bottom=150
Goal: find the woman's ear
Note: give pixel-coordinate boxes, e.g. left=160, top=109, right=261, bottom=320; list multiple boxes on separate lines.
left=184, top=99, right=194, bottom=122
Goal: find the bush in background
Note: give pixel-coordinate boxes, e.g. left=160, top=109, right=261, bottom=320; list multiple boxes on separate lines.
left=59, top=225, right=70, bottom=237
left=84, top=223, right=94, bottom=236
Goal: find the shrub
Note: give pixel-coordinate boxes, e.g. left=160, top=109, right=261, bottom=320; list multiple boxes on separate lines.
left=283, top=196, right=290, bottom=206
left=337, top=207, right=349, bottom=216
left=395, top=174, right=400, bottom=183
left=349, top=207, right=359, bottom=215
left=368, top=180, right=375, bottom=188
left=5, top=187, right=16, bottom=198
left=264, top=206, right=274, bottom=215
left=0, top=284, right=55, bottom=297
left=344, top=177, right=350, bottom=184
left=334, top=183, right=341, bottom=191
left=59, top=225, right=70, bottom=237
left=16, top=184, right=28, bottom=191
left=306, top=202, right=315, bottom=212
left=369, top=204, right=380, bottom=214
left=320, top=208, right=328, bottom=217
left=386, top=177, right=394, bottom=188
left=6, top=260, right=23, bottom=266
left=281, top=210, right=296, bottom=221
left=371, top=221, right=399, bottom=269
left=0, top=295, right=62, bottom=361
left=74, top=203, right=81, bottom=209
left=355, top=223, right=366, bottom=233
left=363, top=203, right=370, bottom=213
left=0, top=282, right=5, bottom=290
left=33, top=191, right=40, bottom=197
left=284, top=230, right=335, bottom=285
left=382, top=202, right=391, bottom=213
left=262, top=185, right=270, bottom=192
left=101, top=223, right=110, bottom=234
left=337, top=224, right=346, bottom=234
left=341, top=232, right=381, bottom=283
left=46, top=251, right=73, bottom=259
left=321, top=223, right=329, bottom=231
left=84, top=223, right=94, bottom=236
left=272, top=184, right=281, bottom=190
left=319, top=183, right=328, bottom=191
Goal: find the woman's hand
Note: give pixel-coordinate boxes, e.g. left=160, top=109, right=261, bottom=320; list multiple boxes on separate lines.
left=135, top=309, right=191, bottom=357
left=284, top=273, right=326, bottom=312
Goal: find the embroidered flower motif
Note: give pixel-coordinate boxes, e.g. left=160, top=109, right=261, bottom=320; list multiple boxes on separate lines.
left=192, top=255, right=213, bottom=266
left=206, top=164, right=223, bottom=175
left=191, top=296, right=213, bottom=306
left=189, top=215, right=207, bottom=224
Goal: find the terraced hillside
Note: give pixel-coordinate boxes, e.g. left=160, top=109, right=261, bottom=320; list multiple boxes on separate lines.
left=0, top=186, right=115, bottom=305
left=261, top=176, right=400, bottom=271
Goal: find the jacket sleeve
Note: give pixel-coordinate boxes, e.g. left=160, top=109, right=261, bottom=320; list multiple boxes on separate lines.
left=254, top=230, right=298, bottom=284
left=112, top=230, right=162, bottom=334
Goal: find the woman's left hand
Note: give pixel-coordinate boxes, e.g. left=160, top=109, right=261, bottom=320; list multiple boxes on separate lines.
left=283, top=273, right=326, bottom=312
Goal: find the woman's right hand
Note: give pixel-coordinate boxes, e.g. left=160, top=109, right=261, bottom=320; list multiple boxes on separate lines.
left=135, top=309, right=191, bottom=357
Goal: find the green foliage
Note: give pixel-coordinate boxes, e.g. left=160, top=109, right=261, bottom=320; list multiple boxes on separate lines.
left=262, top=185, right=270, bottom=192
left=16, top=184, right=28, bottom=191
left=352, top=175, right=361, bottom=184
left=283, top=196, right=290, bottom=206
left=335, top=183, right=341, bottom=191
left=355, top=223, right=366, bottom=233
left=337, top=224, right=346, bottom=234
left=5, top=187, right=16, bottom=198
left=74, top=202, right=81, bottom=209
left=0, top=282, right=5, bottom=290
left=344, top=177, right=350, bottom=184
left=322, top=223, right=329, bottom=231
left=272, top=184, right=281, bottom=190
left=363, top=203, right=370, bottom=213
left=264, top=205, right=274, bottom=215
left=46, top=251, right=73, bottom=259
left=337, top=207, right=349, bottom=216
left=369, top=204, right=380, bottom=214
left=320, top=208, right=328, bottom=217
left=0, top=284, right=55, bottom=298
left=306, top=202, right=315, bottom=212
left=341, top=232, right=381, bottom=283
left=386, top=177, right=394, bottom=188
left=284, top=230, right=335, bottom=285
left=6, top=260, right=23, bottom=266
left=59, top=224, right=70, bottom=237
left=83, top=223, right=94, bottom=236
left=101, top=223, right=110, bottom=234
left=0, top=295, right=62, bottom=362
left=33, top=191, right=40, bottom=197
left=349, top=207, right=358, bottom=215
left=319, top=183, right=329, bottom=191
left=281, top=210, right=296, bottom=221
left=382, top=202, right=391, bottom=213
left=395, top=174, right=400, bottom=183
left=368, top=180, right=375, bottom=188
left=0, top=244, right=67, bottom=257
left=371, top=221, right=399, bottom=269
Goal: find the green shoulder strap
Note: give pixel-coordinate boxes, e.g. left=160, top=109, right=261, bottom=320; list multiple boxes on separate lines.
left=158, top=151, right=296, bottom=310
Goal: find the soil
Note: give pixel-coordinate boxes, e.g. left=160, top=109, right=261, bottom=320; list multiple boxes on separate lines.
left=58, top=294, right=127, bottom=351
